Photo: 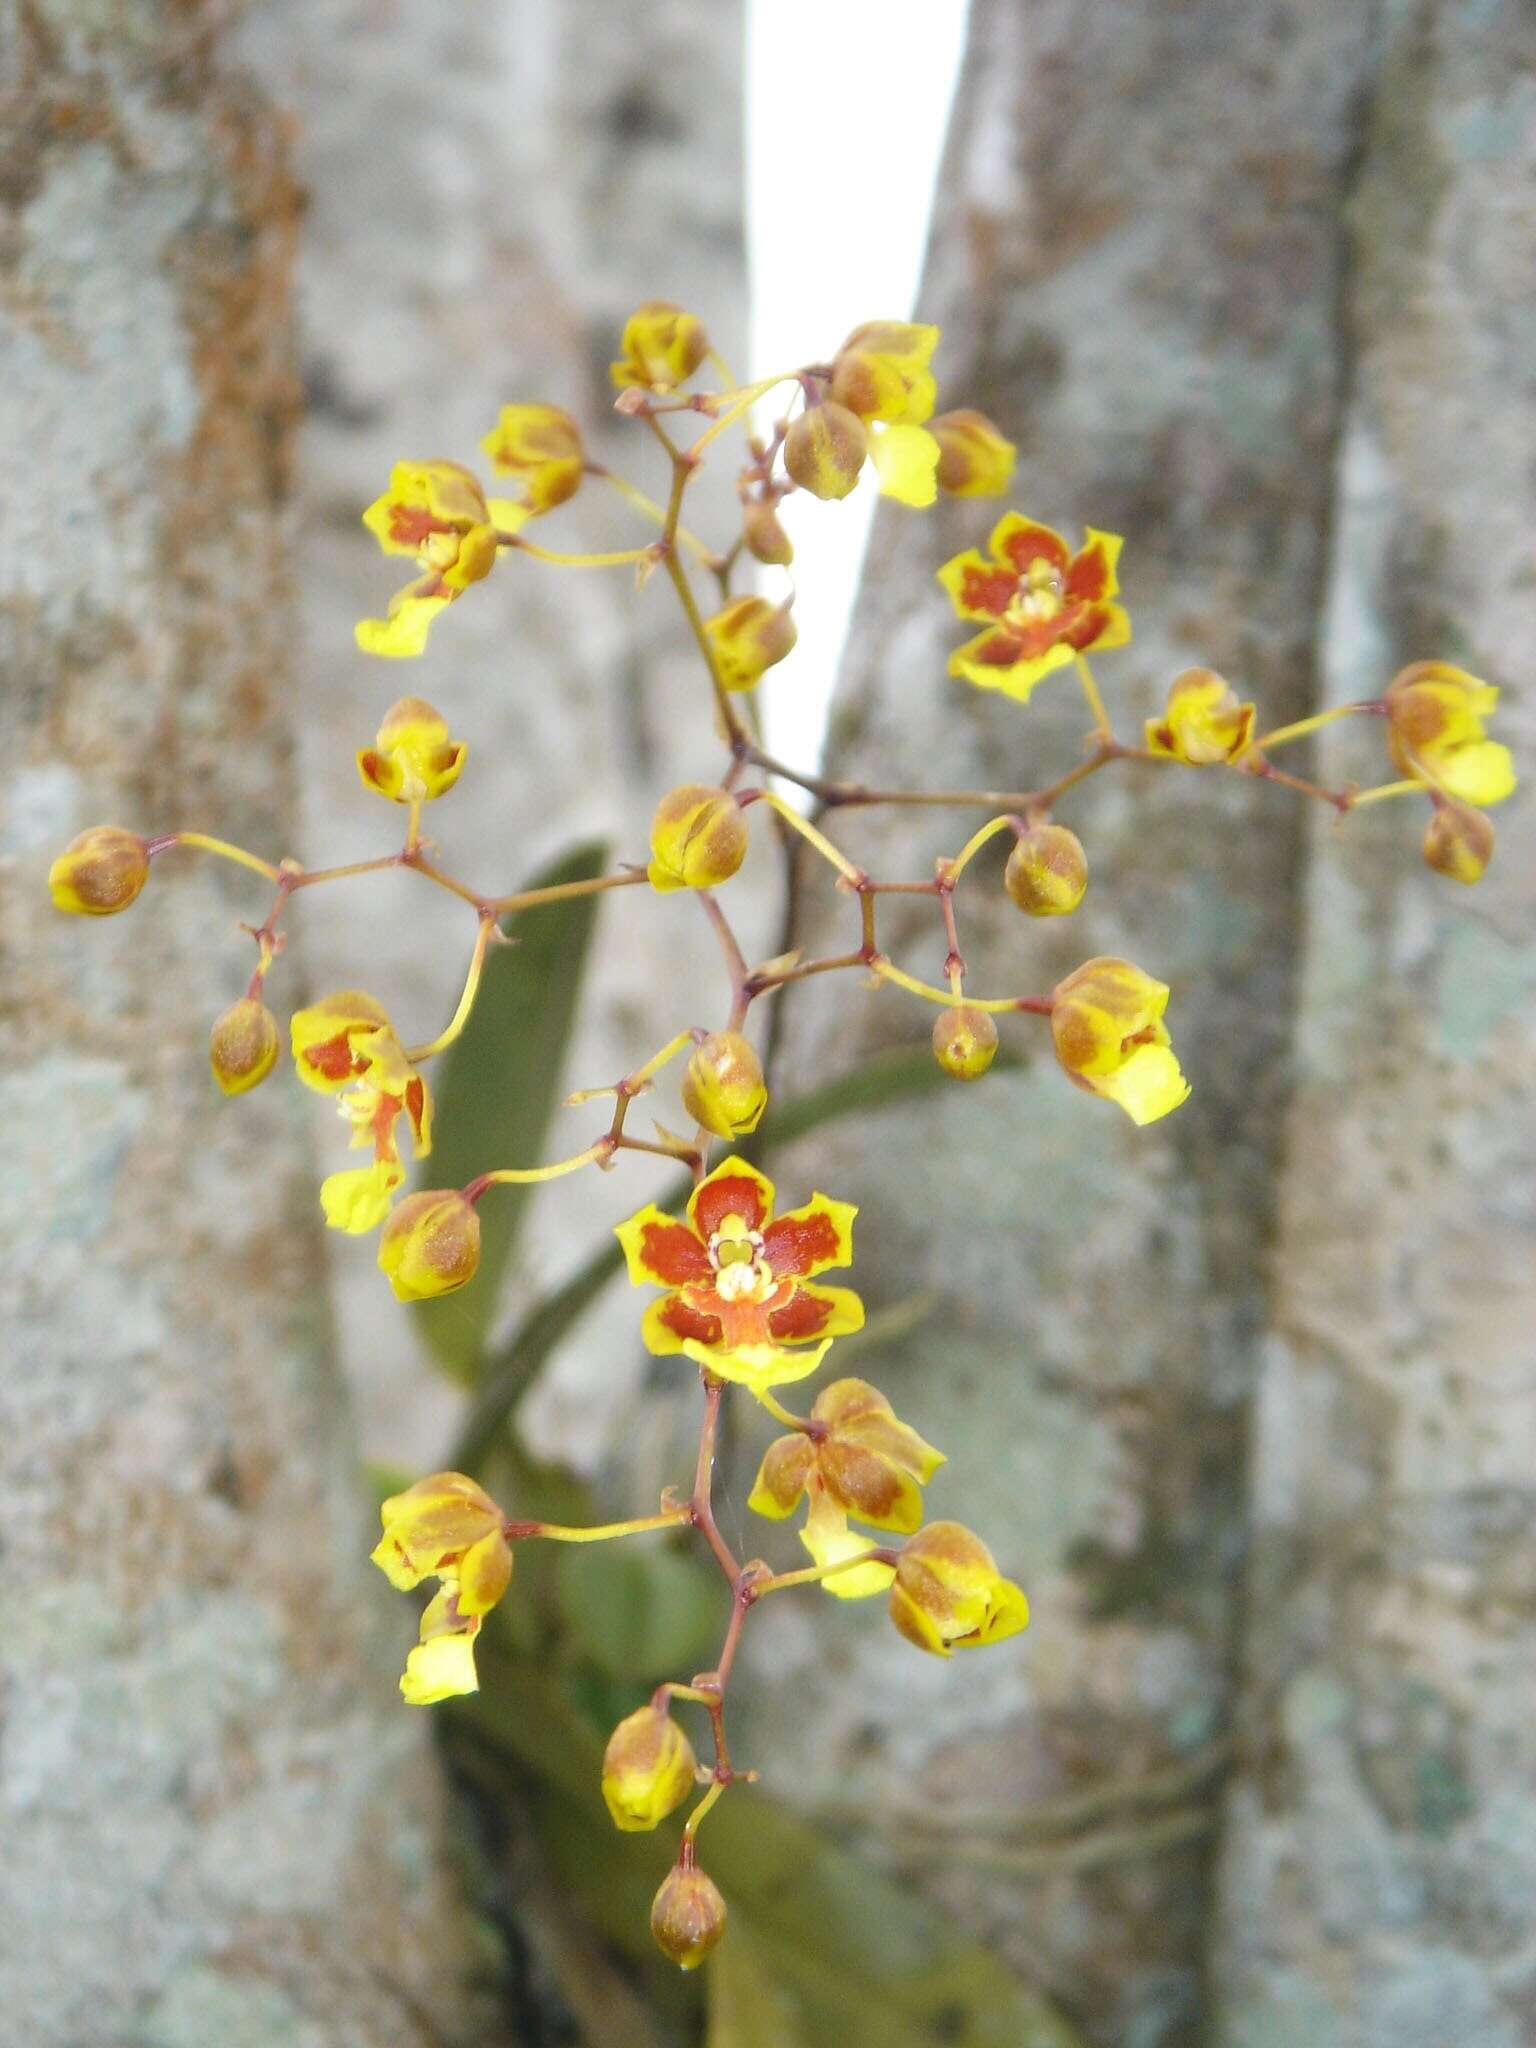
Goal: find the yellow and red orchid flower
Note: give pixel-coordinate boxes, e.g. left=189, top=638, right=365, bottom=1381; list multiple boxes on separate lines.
left=356, top=460, right=524, bottom=658
left=615, top=1158, right=862, bottom=1395
left=749, top=1378, right=945, bottom=1600
left=289, top=991, right=433, bottom=1232
left=370, top=1471, right=513, bottom=1704
left=938, top=512, right=1130, bottom=703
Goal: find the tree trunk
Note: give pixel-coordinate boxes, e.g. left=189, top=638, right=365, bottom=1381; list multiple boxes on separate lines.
left=741, top=3, right=1377, bottom=2043
left=0, top=7, right=499, bottom=2041
left=1210, top=8, right=1536, bottom=2045
left=235, top=0, right=755, bottom=1475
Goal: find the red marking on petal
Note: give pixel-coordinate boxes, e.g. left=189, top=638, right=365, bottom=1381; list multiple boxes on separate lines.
left=768, top=1288, right=834, bottom=1340
left=959, top=564, right=1018, bottom=617
left=389, top=505, right=454, bottom=548
left=968, top=627, right=1032, bottom=669
left=693, top=1172, right=769, bottom=1239
left=997, top=523, right=1069, bottom=576
left=404, top=1076, right=426, bottom=1140
left=638, top=1219, right=712, bottom=1285
left=762, top=1212, right=842, bottom=1277
left=303, top=1035, right=361, bottom=1082
left=658, top=1294, right=723, bottom=1345
left=1063, top=603, right=1109, bottom=650
left=1065, top=544, right=1109, bottom=602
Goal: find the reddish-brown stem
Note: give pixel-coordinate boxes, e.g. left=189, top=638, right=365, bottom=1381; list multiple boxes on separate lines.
left=690, top=1375, right=740, bottom=1585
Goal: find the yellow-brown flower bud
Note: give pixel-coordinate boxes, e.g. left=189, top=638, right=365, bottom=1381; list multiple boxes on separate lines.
left=741, top=499, right=793, bottom=566
left=889, top=1521, right=1030, bottom=1657
left=1422, top=802, right=1495, bottom=885
left=931, top=1005, right=999, bottom=1081
left=703, top=594, right=797, bottom=694
left=48, top=826, right=150, bottom=917
left=611, top=300, right=709, bottom=392
left=209, top=997, right=280, bottom=1097
left=647, top=785, right=749, bottom=893
left=1050, top=955, right=1190, bottom=1125
left=784, top=401, right=868, bottom=501
left=681, top=1031, right=767, bottom=1137
left=1004, top=823, right=1088, bottom=918
left=930, top=408, right=1017, bottom=497
left=357, top=696, right=467, bottom=804
left=650, top=1860, right=727, bottom=1970
left=377, top=1189, right=482, bottom=1301
left=601, top=1704, right=698, bottom=1832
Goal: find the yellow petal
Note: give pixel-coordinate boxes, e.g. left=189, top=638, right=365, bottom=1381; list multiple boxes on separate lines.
left=869, top=424, right=939, bottom=507
left=1097, top=1042, right=1190, bottom=1125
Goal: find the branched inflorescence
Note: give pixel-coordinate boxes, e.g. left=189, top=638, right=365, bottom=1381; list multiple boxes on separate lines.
left=50, top=301, right=1517, bottom=1971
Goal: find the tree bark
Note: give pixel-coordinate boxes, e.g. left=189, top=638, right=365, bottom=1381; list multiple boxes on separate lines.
left=740, top=3, right=1377, bottom=2043
left=0, top=6, right=500, bottom=2041
left=1210, top=8, right=1536, bottom=2045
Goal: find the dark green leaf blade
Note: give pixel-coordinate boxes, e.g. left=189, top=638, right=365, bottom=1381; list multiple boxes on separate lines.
left=413, top=839, right=608, bottom=1382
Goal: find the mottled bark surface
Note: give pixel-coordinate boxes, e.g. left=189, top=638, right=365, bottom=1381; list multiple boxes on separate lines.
left=235, top=0, right=756, bottom=1476
left=1211, top=8, right=1536, bottom=2045
left=0, top=7, right=499, bottom=2042
left=739, top=4, right=1378, bottom=2044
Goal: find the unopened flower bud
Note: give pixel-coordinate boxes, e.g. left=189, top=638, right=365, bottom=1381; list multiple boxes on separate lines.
left=681, top=1031, right=767, bottom=1137
left=1423, top=802, right=1495, bottom=885
left=1383, top=660, right=1516, bottom=807
left=357, top=696, right=467, bottom=804
left=930, top=408, right=1016, bottom=497
left=209, top=997, right=280, bottom=1096
left=703, top=595, right=797, bottom=694
left=931, top=1005, right=998, bottom=1081
left=784, top=402, right=868, bottom=501
left=377, top=1189, right=482, bottom=1301
left=741, top=499, right=793, bottom=565
left=648, top=786, right=749, bottom=893
left=611, top=300, right=709, bottom=392
left=48, top=826, right=150, bottom=917
left=889, top=1520, right=1030, bottom=1657
left=650, top=1860, right=727, bottom=1970
left=1004, top=823, right=1088, bottom=917
left=1144, top=668, right=1255, bottom=765
left=602, top=1704, right=698, bottom=1832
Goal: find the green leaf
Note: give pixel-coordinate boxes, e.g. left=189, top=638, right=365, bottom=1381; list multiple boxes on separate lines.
left=451, top=1649, right=1086, bottom=2048
left=455, top=1043, right=984, bottom=1469
left=706, top=1923, right=808, bottom=2048
left=413, top=840, right=608, bottom=1383
left=557, top=1542, right=722, bottom=1684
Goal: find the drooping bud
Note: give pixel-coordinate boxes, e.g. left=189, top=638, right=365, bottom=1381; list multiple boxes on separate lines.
left=681, top=1031, right=767, bottom=1137
left=601, top=1704, right=698, bottom=1832
left=357, top=696, right=467, bottom=804
left=48, top=827, right=150, bottom=917
left=784, top=402, right=868, bottom=501
left=610, top=300, right=709, bottom=392
left=741, top=499, right=793, bottom=566
left=1004, top=823, right=1088, bottom=917
left=930, top=408, right=1017, bottom=497
left=647, top=785, right=749, bottom=893
left=702, top=595, right=797, bottom=694
left=889, top=1521, right=1030, bottom=1657
left=650, top=1860, right=727, bottom=1970
left=377, top=1189, right=482, bottom=1301
left=829, top=321, right=940, bottom=424
left=1422, top=801, right=1495, bottom=884
left=479, top=402, right=584, bottom=513
left=931, top=1005, right=999, bottom=1081
left=209, top=997, right=281, bottom=1097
